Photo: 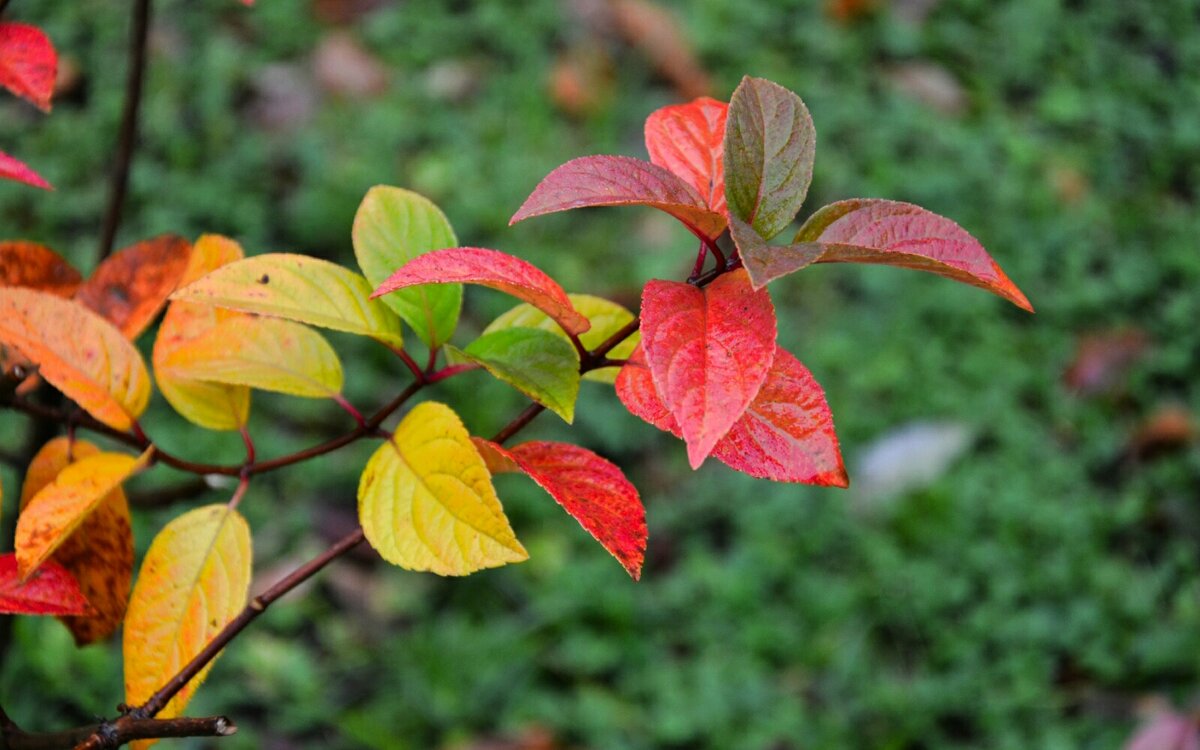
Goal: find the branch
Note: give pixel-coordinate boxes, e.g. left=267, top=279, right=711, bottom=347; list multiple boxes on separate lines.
left=0, top=713, right=234, bottom=750
left=96, top=0, right=153, bottom=260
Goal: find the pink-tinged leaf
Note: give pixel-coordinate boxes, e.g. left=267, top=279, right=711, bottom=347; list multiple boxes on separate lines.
left=1125, top=711, right=1200, bottom=750
left=0, top=23, right=57, bottom=112
left=644, top=97, right=728, bottom=214
left=618, top=343, right=846, bottom=486
left=370, top=247, right=591, bottom=336
left=0, top=553, right=92, bottom=616
left=0, top=149, right=51, bottom=190
left=735, top=199, right=1032, bottom=310
left=510, top=155, right=727, bottom=240
left=474, top=439, right=647, bottom=579
left=723, top=76, right=815, bottom=241
left=640, top=268, right=776, bottom=468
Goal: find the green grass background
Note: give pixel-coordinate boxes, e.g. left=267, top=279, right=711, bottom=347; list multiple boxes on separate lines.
left=2, top=0, right=1199, bottom=747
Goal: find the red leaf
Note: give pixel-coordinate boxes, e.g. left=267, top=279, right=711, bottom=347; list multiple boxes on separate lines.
left=0, top=149, right=51, bottom=190
left=510, top=155, right=727, bottom=240
left=640, top=268, right=776, bottom=468
left=0, top=553, right=93, bottom=616
left=0, top=241, right=82, bottom=296
left=733, top=200, right=1032, bottom=311
left=75, top=235, right=192, bottom=339
left=0, top=22, right=57, bottom=111
left=371, top=247, right=591, bottom=336
left=474, top=439, right=648, bottom=579
left=617, top=343, right=846, bottom=485
left=644, top=97, right=728, bottom=215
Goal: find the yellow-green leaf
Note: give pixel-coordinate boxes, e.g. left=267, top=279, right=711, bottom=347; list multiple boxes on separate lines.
left=358, top=401, right=527, bottom=575
left=352, top=186, right=462, bottom=348
left=0, top=288, right=151, bottom=431
left=170, top=253, right=404, bottom=348
left=153, top=234, right=251, bottom=431
left=449, top=327, right=581, bottom=423
left=124, top=504, right=252, bottom=738
left=20, top=437, right=135, bottom=645
left=15, top=447, right=150, bottom=579
left=159, top=317, right=344, bottom=399
left=484, top=293, right=640, bottom=384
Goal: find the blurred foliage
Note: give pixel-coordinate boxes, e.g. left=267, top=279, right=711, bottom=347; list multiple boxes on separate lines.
left=2, top=0, right=1200, bottom=748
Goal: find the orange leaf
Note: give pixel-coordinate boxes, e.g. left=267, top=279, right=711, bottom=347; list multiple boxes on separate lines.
left=0, top=240, right=82, bottom=296
left=76, top=235, right=192, bottom=340
left=644, top=97, right=728, bottom=214
left=124, top=504, right=252, bottom=734
left=0, top=288, right=152, bottom=430
left=152, top=235, right=251, bottom=430
left=15, top=447, right=150, bottom=580
left=20, top=437, right=135, bottom=644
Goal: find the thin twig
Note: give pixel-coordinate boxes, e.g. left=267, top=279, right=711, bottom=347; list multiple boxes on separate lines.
left=0, top=714, right=234, bottom=750
left=96, top=0, right=153, bottom=260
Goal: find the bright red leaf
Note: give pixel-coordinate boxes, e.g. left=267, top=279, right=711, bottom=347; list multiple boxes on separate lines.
left=510, top=155, right=727, bottom=240
left=0, top=241, right=82, bottom=296
left=640, top=268, right=776, bottom=468
left=76, top=235, right=193, bottom=339
left=644, top=97, right=728, bottom=215
left=371, top=247, right=591, bottom=336
left=0, top=149, right=51, bottom=190
left=733, top=199, right=1032, bottom=311
left=0, top=553, right=92, bottom=616
left=0, top=22, right=57, bottom=112
left=617, top=343, right=846, bottom=485
left=474, top=439, right=648, bottom=579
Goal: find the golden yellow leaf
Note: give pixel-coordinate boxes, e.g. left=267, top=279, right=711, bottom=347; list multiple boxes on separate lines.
left=170, top=252, right=404, bottom=348
left=15, top=446, right=150, bottom=579
left=0, top=288, right=151, bottom=431
left=159, top=316, right=344, bottom=399
left=358, top=402, right=528, bottom=575
left=124, top=504, right=252, bottom=741
left=153, top=235, right=251, bottom=431
left=20, top=437, right=134, bottom=645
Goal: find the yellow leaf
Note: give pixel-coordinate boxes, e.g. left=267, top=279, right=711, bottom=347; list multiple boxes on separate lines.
left=170, top=253, right=404, bottom=348
left=159, top=316, right=344, bottom=399
left=484, top=293, right=640, bottom=384
left=0, top=288, right=151, bottom=431
left=124, top=504, right=252, bottom=740
left=15, top=446, right=150, bottom=579
left=153, top=235, right=251, bottom=431
left=358, top=402, right=528, bottom=575
left=20, top=438, right=134, bottom=645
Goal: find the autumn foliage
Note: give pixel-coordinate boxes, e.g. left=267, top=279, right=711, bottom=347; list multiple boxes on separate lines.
left=0, top=59, right=1029, bottom=747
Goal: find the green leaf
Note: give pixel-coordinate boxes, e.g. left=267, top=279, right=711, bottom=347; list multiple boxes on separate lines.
left=724, top=76, right=816, bottom=241
left=449, top=327, right=581, bottom=422
left=352, top=186, right=462, bottom=348
left=483, top=294, right=640, bottom=384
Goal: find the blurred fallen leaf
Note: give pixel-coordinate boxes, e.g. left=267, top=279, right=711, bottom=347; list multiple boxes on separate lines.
left=886, top=62, right=967, bottom=116
left=446, top=726, right=561, bottom=750
left=1128, top=404, right=1195, bottom=460
left=892, top=0, right=943, bottom=25
left=313, top=32, right=389, bottom=100
left=247, top=63, right=317, bottom=132
left=1048, top=161, right=1091, bottom=205
left=311, top=0, right=390, bottom=25
left=1064, top=328, right=1149, bottom=396
left=610, top=0, right=711, bottom=99
left=852, top=421, right=974, bottom=509
left=1125, top=709, right=1200, bottom=750
left=549, top=43, right=614, bottom=117
left=424, top=60, right=483, bottom=103
left=827, top=0, right=878, bottom=23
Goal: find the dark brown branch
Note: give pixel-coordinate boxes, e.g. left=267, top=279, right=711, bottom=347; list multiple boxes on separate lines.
left=97, top=0, right=153, bottom=260
left=0, top=713, right=234, bottom=750
left=132, top=529, right=366, bottom=720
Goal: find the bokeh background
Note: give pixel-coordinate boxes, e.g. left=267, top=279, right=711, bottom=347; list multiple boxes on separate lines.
left=2, top=0, right=1199, bottom=748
